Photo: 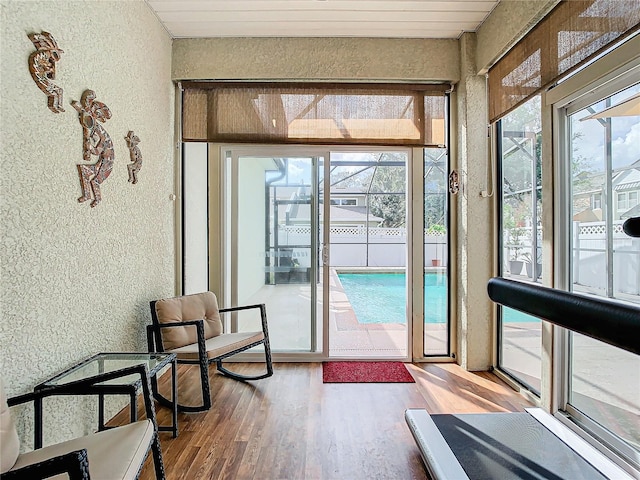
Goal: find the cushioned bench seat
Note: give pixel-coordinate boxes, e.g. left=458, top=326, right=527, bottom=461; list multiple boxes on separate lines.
left=9, top=420, right=155, bottom=480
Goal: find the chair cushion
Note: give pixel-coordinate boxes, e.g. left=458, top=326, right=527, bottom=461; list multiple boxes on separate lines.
left=10, top=419, right=155, bottom=480
left=154, top=292, right=223, bottom=350
left=0, top=379, right=20, bottom=474
left=169, top=331, right=265, bottom=360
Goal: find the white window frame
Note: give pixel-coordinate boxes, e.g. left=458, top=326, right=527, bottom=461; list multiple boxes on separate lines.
left=617, top=191, right=628, bottom=211
left=550, top=35, right=640, bottom=473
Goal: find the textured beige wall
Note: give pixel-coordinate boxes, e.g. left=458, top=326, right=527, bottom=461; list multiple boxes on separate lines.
left=455, top=33, right=493, bottom=370
left=0, top=0, right=174, bottom=448
left=476, top=0, right=559, bottom=73
left=173, top=37, right=460, bottom=82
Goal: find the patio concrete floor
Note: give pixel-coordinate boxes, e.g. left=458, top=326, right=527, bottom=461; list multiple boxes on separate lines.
left=242, top=269, right=448, bottom=357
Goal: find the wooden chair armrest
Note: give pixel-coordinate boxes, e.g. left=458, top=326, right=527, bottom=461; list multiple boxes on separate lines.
left=1, top=449, right=89, bottom=480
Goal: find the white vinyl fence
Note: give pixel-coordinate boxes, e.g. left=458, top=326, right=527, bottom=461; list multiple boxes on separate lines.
left=573, top=221, right=640, bottom=296
left=275, top=225, right=447, bottom=268
left=505, top=221, right=640, bottom=297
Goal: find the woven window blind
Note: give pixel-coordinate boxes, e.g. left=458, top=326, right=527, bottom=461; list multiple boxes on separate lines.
left=182, top=83, right=449, bottom=147
left=488, top=0, right=640, bottom=123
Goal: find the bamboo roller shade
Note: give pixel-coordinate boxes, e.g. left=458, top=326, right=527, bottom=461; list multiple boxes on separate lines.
left=181, top=83, right=449, bottom=147
left=488, top=0, right=640, bottom=123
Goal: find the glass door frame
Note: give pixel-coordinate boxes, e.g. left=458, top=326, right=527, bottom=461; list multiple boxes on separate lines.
left=226, top=146, right=326, bottom=358
left=212, top=144, right=448, bottom=361
left=323, top=147, right=414, bottom=361
left=550, top=41, right=640, bottom=469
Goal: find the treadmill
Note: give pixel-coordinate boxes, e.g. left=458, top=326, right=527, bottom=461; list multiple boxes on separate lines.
left=406, top=277, right=639, bottom=480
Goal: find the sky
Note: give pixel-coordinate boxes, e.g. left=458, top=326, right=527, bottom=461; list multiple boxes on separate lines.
left=571, top=86, right=640, bottom=172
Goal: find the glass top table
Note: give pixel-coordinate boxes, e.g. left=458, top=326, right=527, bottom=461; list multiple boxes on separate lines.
left=34, top=352, right=178, bottom=448
left=39, top=352, right=174, bottom=388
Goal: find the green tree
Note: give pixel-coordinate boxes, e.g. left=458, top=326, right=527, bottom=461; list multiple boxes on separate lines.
left=369, top=161, right=406, bottom=227
left=370, top=194, right=406, bottom=227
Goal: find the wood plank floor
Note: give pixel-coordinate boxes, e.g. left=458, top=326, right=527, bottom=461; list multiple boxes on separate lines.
left=114, top=362, right=533, bottom=480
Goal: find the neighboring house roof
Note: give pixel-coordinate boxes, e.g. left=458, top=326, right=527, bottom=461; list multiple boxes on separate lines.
left=573, top=160, right=640, bottom=194
left=615, top=181, right=640, bottom=191
left=613, top=167, right=640, bottom=191
left=328, top=206, right=383, bottom=223
left=273, top=186, right=368, bottom=202
left=621, top=203, right=640, bottom=219
left=573, top=208, right=602, bottom=222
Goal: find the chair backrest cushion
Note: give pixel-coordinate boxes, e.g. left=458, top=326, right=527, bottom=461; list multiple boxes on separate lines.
left=154, top=292, right=223, bottom=350
left=0, top=378, right=20, bottom=474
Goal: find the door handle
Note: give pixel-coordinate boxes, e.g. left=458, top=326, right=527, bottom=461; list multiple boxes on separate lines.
left=322, top=245, right=329, bottom=265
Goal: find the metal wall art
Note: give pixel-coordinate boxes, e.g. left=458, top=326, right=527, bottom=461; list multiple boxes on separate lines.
left=125, top=131, right=142, bottom=184
left=28, top=31, right=65, bottom=113
left=448, top=170, right=460, bottom=195
left=72, top=90, right=114, bottom=208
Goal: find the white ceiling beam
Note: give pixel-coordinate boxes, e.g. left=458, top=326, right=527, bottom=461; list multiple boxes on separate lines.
left=159, top=11, right=488, bottom=23
left=166, top=23, right=469, bottom=38
left=145, top=0, right=499, bottom=39
left=148, top=1, right=497, bottom=13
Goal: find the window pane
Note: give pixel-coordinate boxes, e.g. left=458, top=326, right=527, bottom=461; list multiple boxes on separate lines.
left=568, top=82, right=640, bottom=452
left=237, top=156, right=318, bottom=352
left=328, top=152, right=409, bottom=358
left=570, top=334, right=640, bottom=451
left=183, top=143, right=209, bottom=294
left=424, top=147, right=448, bottom=356
left=498, top=95, right=542, bottom=393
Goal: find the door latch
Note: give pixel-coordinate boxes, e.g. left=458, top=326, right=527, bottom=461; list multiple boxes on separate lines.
left=322, top=245, right=329, bottom=265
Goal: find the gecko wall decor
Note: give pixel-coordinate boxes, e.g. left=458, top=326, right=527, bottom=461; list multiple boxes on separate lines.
left=27, top=31, right=65, bottom=113
left=125, top=131, right=142, bottom=184
left=72, top=90, right=114, bottom=208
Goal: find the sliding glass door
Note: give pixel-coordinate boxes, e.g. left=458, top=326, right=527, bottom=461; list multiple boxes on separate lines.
left=497, top=95, right=543, bottom=393
left=182, top=145, right=451, bottom=360
left=231, top=151, right=323, bottom=352
left=326, top=151, right=409, bottom=358
left=561, top=81, right=640, bottom=459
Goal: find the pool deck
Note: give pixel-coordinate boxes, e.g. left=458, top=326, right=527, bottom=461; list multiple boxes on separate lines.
left=243, top=268, right=446, bottom=357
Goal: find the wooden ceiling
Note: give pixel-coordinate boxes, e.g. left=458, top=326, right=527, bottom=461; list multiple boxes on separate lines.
left=145, top=0, right=500, bottom=39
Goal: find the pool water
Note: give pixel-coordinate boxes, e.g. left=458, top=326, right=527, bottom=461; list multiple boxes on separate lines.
left=337, top=273, right=541, bottom=325
left=338, top=273, right=446, bottom=324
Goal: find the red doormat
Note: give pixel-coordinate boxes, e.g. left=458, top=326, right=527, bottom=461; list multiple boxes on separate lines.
left=322, top=361, right=415, bottom=383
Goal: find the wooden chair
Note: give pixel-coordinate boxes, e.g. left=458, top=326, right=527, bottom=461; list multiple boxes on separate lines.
left=0, top=368, right=165, bottom=480
left=147, top=292, right=273, bottom=412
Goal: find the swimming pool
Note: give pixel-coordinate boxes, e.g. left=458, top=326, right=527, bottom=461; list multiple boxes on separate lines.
left=337, top=273, right=540, bottom=325
left=337, top=273, right=446, bottom=324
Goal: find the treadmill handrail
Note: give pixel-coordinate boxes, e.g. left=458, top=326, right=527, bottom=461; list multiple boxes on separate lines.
left=487, top=277, right=640, bottom=355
